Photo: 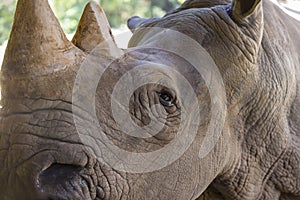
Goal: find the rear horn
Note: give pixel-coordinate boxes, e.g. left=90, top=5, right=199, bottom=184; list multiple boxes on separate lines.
left=72, top=1, right=117, bottom=53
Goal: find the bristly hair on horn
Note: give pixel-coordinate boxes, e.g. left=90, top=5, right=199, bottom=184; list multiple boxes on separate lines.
left=72, top=1, right=118, bottom=54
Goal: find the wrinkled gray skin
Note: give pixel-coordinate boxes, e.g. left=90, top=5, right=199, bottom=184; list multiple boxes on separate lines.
left=0, top=0, right=300, bottom=199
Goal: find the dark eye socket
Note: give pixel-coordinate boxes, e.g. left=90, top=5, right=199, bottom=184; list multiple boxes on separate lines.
left=159, top=91, right=175, bottom=107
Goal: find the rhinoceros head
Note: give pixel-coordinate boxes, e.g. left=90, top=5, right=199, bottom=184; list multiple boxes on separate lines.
left=1, top=0, right=300, bottom=199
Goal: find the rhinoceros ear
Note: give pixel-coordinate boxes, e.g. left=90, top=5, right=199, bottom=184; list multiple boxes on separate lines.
left=72, top=1, right=116, bottom=53
left=127, top=16, right=148, bottom=32
left=231, top=0, right=261, bottom=19
left=127, top=16, right=159, bottom=32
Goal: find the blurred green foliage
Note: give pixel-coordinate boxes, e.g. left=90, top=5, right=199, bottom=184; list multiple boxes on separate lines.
left=0, top=0, right=18, bottom=45
left=0, top=0, right=184, bottom=45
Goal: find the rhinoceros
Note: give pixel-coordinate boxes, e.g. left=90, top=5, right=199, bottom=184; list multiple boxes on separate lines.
left=0, top=0, right=299, bottom=199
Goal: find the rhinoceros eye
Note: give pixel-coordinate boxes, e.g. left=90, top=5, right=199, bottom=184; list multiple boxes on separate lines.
left=159, top=91, right=175, bottom=107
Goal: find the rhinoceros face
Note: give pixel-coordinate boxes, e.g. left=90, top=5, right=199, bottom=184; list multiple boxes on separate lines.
left=1, top=0, right=300, bottom=199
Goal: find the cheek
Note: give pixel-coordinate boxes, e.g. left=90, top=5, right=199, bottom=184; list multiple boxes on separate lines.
left=124, top=125, right=223, bottom=199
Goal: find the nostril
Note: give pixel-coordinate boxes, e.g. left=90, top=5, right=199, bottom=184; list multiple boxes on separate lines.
left=37, top=164, right=87, bottom=199
left=39, top=164, right=83, bottom=185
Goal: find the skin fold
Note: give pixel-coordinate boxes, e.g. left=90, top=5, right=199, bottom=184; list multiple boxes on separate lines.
left=0, top=0, right=299, bottom=199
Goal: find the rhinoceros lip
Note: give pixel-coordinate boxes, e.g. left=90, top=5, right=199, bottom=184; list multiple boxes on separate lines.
left=37, top=163, right=104, bottom=200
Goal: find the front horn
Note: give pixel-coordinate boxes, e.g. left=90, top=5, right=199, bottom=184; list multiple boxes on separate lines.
left=2, top=0, right=82, bottom=77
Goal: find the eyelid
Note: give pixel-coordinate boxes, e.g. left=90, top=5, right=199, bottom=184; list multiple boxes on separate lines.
left=158, top=90, right=177, bottom=107
left=160, top=89, right=176, bottom=99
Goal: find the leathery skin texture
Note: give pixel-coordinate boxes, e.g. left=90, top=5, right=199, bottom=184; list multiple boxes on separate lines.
left=0, top=0, right=299, bottom=199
